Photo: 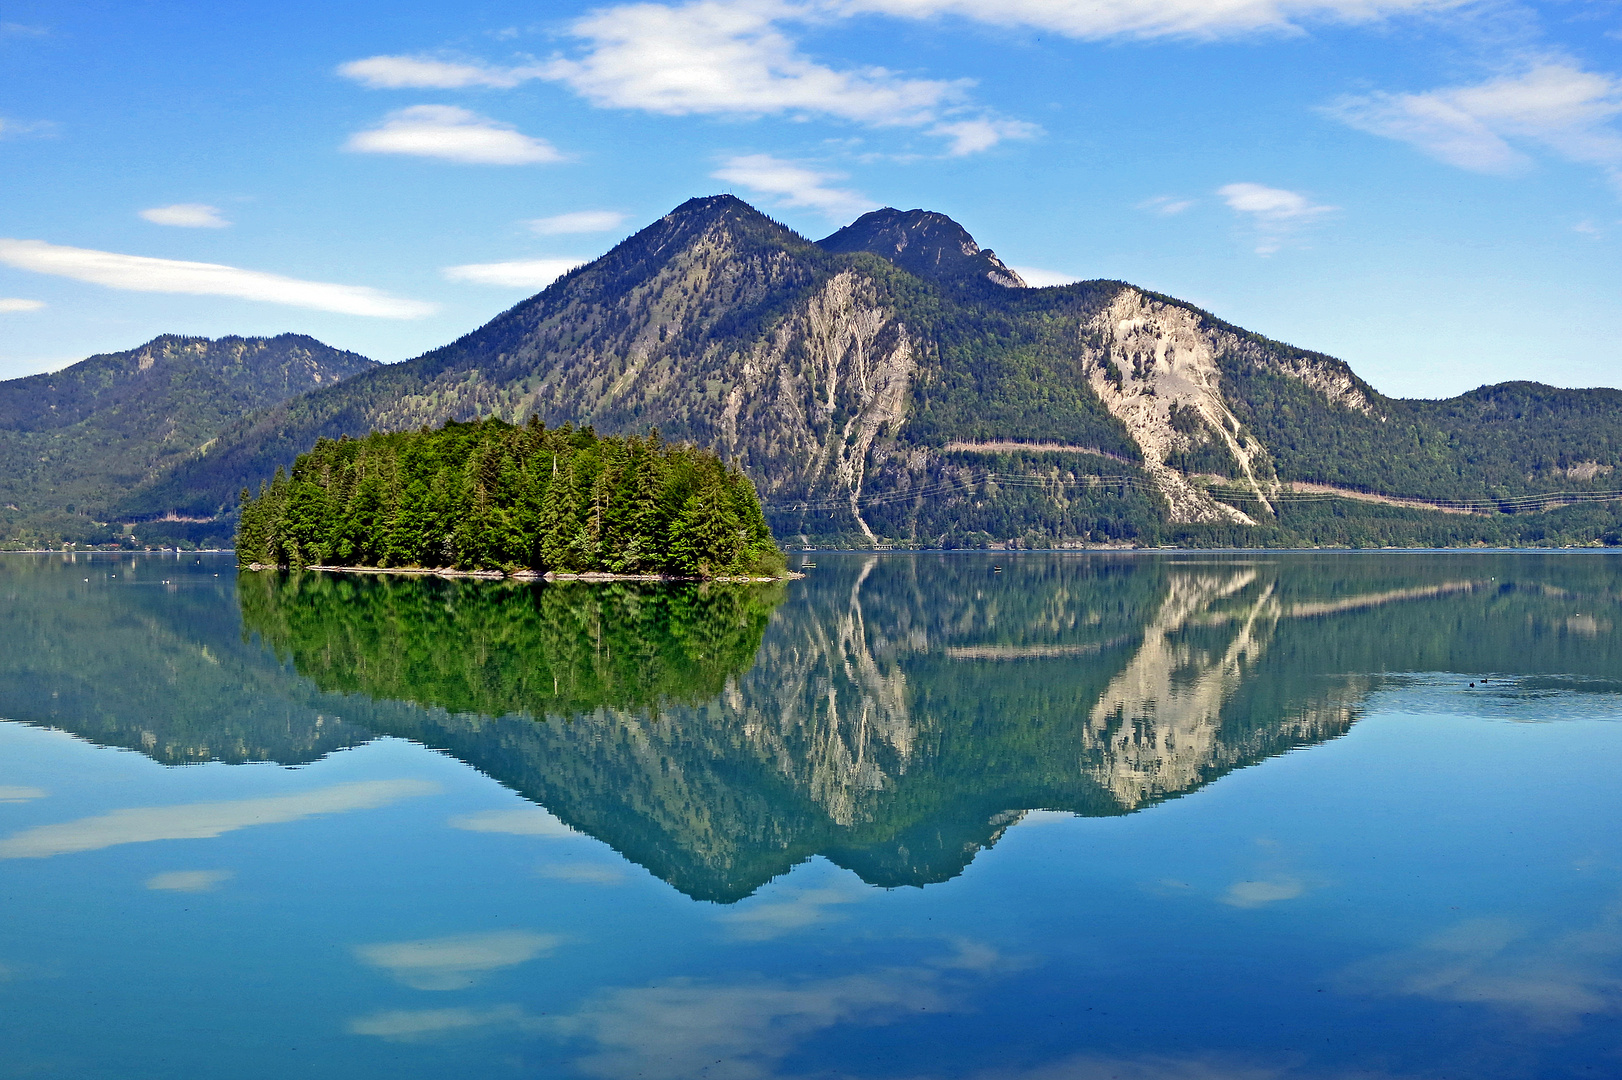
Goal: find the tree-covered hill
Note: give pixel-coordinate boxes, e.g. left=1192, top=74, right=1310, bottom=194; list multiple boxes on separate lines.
left=0, top=334, right=375, bottom=548
left=238, top=417, right=785, bottom=577
left=103, top=197, right=1622, bottom=548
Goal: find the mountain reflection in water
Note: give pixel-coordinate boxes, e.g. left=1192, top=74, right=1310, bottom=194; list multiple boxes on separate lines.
left=2, top=551, right=1618, bottom=902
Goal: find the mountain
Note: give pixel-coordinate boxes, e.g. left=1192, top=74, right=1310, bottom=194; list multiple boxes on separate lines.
left=117, top=196, right=1622, bottom=548
left=819, top=207, right=1028, bottom=289
left=0, top=334, right=376, bottom=548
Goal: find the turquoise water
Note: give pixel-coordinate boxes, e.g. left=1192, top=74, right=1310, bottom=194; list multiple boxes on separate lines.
left=1, top=551, right=1619, bottom=1079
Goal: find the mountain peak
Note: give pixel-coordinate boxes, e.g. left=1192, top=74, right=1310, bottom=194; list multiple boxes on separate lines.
left=818, top=208, right=1027, bottom=289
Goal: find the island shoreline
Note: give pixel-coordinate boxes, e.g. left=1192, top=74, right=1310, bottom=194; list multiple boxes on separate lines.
left=243, top=563, right=801, bottom=583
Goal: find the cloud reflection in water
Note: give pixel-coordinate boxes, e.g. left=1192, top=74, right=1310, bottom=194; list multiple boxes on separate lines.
left=0, top=780, right=440, bottom=858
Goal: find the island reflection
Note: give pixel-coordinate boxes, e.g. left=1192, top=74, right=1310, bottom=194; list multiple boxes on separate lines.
left=3, top=552, right=1618, bottom=902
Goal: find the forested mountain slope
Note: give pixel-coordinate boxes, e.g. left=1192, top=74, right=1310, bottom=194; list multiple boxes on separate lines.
left=0, top=334, right=375, bottom=547
left=116, top=196, right=1622, bottom=548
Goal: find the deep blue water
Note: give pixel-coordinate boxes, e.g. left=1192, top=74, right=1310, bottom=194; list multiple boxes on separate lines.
left=1, top=550, right=1619, bottom=1079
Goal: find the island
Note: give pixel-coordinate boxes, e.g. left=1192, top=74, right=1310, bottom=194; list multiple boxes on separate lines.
left=235, top=417, right=788, bottom=579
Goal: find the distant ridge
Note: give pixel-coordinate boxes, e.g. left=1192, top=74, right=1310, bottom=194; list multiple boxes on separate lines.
left=0, top=334, right=375, bottom=547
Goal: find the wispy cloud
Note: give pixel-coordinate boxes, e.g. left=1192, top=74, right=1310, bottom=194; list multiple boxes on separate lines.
left=338, top=55, right=545, bottom=89
left=835, top=0, right=1466, bottom=40
left=146, top=869, right=233, bottom=892
left=449, top=807, right=580, bottom=836
left=0, top=780, right=440, bottom=858
left=1341, top=912, right=1622, bottom=1030
left=348, top=1004, right=545, bottom=1041
left=953, top=1051, right=1285, bottom=1079
left=443, top=258, right=584, bottom=289
left=346, top=105, right=567, bottom=165
left=557, top=968, right=953, bottom=1079
left=0, top=116, right=55, bottom=139
left=140, top=203, right=230, bottom=228
left=1139, top=194, right=1197, bottom=215
left=1328, top=60, right=1622, bottom=187
left=713, top=154, right=876, bottom=217
left=527, top=210, right=627, bottom=235
left=0, top=784, right=47, bottom=800
left=930, top=117, right=1040, bottom=156
left=0, top=239, right=437, bottom=318
left=356, top=930, right=561, bottom=990
left=1217, top=182, right=1336, bottom=253
left=339, top=1, right=1036, bottom=155
left=0, top=22, right=47, bottom=37
left=548, top=1, right=962, bottom=125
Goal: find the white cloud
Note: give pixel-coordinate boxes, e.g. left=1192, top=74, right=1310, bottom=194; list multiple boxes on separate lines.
left=356, top=3, right=1020, bottom=155
left=548, top=0, right=964, bottom=126
left=338, top=55, right=544, bottom=89
left=1222, top=877, right=1304, bottom=907
left=146, top=869, right=233, bottom=892
left=1328, top=61, right=1622, bottom=183
left=449, top=807, right=580, bottom=836
left=528, top=210, right=628, bottom=235
left=1217, top=182, right=1336, bottom=253
left=442, top=258, right=584, bottom=289
left=930, top=116, right=1041, bottom=155
left=1219, top=182, right=1335, bottom=222
left=1008, top=266, right=1078, bottom=287
left=834, top=0, right=1465, bottom=40
left=348, top=1004, right=544, bottom=1041
left=713, top=154, right=876, bottom=217
left=0, top=784, right=46, bottom=800
left=346, top=105, right=566, bottom=165
left=140, top=203, right=230, bottom=228
left=1139, top=194, right=1196, bottom=215
left=0, top=779, right=440, bottom=858
left=356, top=930, right=561, bottom=990
left=0, top=239, right=436, bottom=318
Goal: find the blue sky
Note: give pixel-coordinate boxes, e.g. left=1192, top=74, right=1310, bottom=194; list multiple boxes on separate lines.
left=1, top=0, right=1618, bottom=398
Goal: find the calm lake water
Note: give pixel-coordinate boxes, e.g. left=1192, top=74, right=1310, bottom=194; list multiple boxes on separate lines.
left=1, top=550, right=1620, bottom=1080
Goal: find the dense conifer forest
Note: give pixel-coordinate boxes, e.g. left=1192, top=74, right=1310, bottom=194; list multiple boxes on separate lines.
left=235, top=417, right=787, bottom=577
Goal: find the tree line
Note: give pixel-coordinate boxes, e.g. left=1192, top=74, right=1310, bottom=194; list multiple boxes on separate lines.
left=236, top=417, right=786, bottom=577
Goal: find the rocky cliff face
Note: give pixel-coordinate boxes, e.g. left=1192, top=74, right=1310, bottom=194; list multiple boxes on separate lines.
left=819, top=208, right=1027, bottom=290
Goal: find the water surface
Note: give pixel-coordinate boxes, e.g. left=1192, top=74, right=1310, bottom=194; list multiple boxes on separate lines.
left=1, top=551, right=1619, bottom=1079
